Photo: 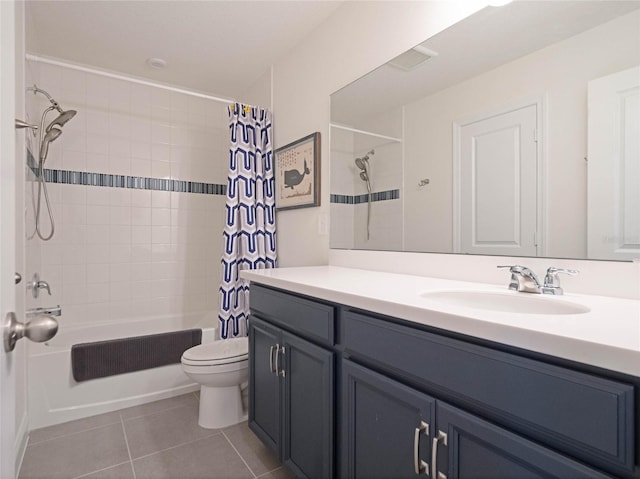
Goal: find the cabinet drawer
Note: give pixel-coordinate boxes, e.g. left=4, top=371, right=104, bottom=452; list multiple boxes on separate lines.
left=342, top=310, right=635, bottom=474
left=250, top=284, right=335, bottom=345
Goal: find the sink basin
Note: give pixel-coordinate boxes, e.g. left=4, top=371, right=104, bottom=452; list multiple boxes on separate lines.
left=419, top=291, right=590, bottom=315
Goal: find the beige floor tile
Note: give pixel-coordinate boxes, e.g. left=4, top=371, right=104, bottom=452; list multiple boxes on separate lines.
left=75, top=462, right=135, bottom=479
left=29, top=410, right=122, bottom=445
left=133, top=434, right=253, bottom=479
left=123, top=402, right=217, bottom=459
left=19, top=423, right=129, bottom=479
left=223, top=422, right=280, bottom=476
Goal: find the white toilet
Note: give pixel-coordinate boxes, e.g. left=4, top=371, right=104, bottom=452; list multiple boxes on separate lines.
left=181, top=337, right=249, bottom=429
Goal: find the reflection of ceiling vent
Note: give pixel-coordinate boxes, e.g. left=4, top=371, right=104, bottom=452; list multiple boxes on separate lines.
left=388, top=45, right=438, bottom=71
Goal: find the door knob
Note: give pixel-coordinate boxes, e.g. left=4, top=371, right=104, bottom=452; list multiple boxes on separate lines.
left=4, top=312, right=58, bottom=352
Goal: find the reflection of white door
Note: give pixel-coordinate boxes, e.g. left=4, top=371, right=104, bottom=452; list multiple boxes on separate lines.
left=587, top=66, right=640, bottom=261
left=454, top=102, right=539, bottom=256
left=0, top=1, right=17, bottom=477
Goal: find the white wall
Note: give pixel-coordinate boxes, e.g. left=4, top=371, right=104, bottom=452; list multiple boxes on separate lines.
left=269, top=1, right=486, bottom=267
left=402, top=10, right=640, bottom=257
left=27, top=60, right=229, bottom=326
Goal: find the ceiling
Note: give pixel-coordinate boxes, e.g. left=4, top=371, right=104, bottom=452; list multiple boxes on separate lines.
left=331, top=0, right=640, bottom=126
left=25, top=0, right=344, bottom=99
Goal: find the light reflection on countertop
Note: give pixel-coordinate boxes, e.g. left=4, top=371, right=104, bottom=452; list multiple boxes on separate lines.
left=241, top=266, right=640, bottom=376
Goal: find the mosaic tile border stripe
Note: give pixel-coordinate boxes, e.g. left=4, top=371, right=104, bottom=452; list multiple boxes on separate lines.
left=331, top=189, right=400, bottom=205
left=42, top=169, right=227, bottom=195
left=27, top=150, right=226, bottom=195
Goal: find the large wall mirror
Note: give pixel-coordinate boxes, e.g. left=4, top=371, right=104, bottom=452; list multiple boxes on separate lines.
left=330, top=1, right=640, bottom=261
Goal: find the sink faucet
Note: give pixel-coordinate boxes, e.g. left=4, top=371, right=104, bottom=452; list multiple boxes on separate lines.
left=497, top=265, right=542, bottom=293
left=498, top=265, right=579, bottom=295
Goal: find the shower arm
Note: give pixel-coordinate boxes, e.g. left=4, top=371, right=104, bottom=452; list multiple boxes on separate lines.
left=28, top=85, right=63, bottom=112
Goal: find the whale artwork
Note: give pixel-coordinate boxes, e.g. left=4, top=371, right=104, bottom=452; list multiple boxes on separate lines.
left=284, top=160, right=310, bottom=189
left=275, top=132, right=320, bottom=210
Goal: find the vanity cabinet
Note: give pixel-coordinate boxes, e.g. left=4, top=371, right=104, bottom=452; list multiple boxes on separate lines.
left=342, top=360, right=612, bottom=478
left=248, top=285, right=335, bottom=479
left=248, top=284, right=637, bottom=479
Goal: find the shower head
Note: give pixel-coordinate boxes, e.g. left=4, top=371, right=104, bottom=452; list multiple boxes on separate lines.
left=46, top=109, right=76, bottom=131
left=39, top=127, right=62, bottom=160
left=355, top=149, right=375, bottom=170
left=359, top=171, right=369, bottom=182
left=355, top=158, right=367, bottom=170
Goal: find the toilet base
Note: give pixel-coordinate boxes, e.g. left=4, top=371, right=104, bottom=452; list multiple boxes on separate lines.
left=198, top=384, right=245, bottom=429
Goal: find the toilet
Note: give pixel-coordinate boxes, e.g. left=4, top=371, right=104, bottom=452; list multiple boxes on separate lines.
left=181, top=337, right=249, bottom=429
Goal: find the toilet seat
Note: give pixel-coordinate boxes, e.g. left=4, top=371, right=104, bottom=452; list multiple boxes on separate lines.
left=181, top=338, right=248, bottom=367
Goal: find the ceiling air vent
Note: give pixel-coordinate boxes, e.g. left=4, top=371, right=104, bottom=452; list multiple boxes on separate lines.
left=388, top=45, right=438, bottom=71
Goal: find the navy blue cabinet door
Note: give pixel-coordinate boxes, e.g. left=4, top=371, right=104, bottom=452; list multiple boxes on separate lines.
left=341, top=360, right=435, bottom=479
left=249, top=316, right=282, bottom=457
left=282, top=331, right=334, bottom=479
left=436, top=402, right=612, bottom=479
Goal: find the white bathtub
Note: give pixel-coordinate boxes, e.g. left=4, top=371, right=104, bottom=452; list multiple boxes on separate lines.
left=28, top=313, right=217, bottom=429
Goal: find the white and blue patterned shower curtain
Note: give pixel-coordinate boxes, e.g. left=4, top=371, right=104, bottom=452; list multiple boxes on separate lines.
left=219, top=103, right=276, bottom=339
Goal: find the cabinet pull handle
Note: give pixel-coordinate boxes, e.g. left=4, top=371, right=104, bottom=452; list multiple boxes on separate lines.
left=278, top=346, right=286, bottom=377
left=431, top=430, right=448, bottom=479
left=274, top=344, right=281, bottom=376
left=413, top=421, right=430, bottom=475
left=269, top=345, right=276, bottom=374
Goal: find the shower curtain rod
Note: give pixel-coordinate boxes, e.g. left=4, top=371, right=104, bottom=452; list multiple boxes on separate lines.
left=26, top=54, right=236, bottom=105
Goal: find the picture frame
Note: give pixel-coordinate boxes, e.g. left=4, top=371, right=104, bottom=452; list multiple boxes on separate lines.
left=274, top=132, right=321, bottom=210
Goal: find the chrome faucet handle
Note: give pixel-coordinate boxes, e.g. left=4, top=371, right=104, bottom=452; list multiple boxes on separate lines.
left=497, top=265, right=541, bottom=293
left=29, top=273, right=52, bottom=298
left=542, top=267, right=578, bottom=295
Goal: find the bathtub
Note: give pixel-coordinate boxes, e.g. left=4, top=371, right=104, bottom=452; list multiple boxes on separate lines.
left=28, top=313, right=217, bottom=429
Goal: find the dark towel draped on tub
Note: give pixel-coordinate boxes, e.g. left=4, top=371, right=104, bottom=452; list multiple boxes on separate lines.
left=71, top=329, right=202, bottom=382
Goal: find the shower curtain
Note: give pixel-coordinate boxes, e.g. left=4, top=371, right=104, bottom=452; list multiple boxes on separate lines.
left=219, top=103, right=276, bottom=339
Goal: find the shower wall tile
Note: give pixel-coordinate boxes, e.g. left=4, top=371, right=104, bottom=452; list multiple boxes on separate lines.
left=32, top=60, right=229, bottom=325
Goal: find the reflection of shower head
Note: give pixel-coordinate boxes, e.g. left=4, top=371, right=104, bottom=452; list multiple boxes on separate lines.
left=40, top=127, right=62, bottom=161
left=354, top=149, right=375, bottom=171
left=46, top=109, right=77, bottom=131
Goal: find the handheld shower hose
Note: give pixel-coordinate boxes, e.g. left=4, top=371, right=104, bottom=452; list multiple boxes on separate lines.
left=28, top=85, right=77, bottom=241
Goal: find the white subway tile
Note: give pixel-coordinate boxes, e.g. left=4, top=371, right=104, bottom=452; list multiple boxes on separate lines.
left=132, top=207, right=152, bottom=225
left=132, top=225, right=151, bottom=244
left=131, top=159, right=151, bottom=177
left=152, top=160, right=171, bottom=179
left=110, top=281, right=132, bottom=302
left=109, top=262, right=131, bottom=282
left=86, top=205, right=110, bottom=225
left=130, top=263, right=152, bottom=282
left=87, top=283, right=110, bottom=304
left=131, top=141, right=151, bottom=160
left=131, top=244, right=152, bottom=263
left=109, top=244, right=132, bottom=263
left=151, top=190, right=170, bottom=208
left=87, top=264, right=110, bottom=283
left=131, top=189, right=151, bottom=208
left=151, top=208, right=171, bottom=226
left=109, top=206, right=132, bottom=226
left=86, top=244, right=110, bottom=264
left=109, top=225, right=132, bottom=244
left=151, top=226, right=171, bottom=244
left=86, top=133, right=109, bottom=155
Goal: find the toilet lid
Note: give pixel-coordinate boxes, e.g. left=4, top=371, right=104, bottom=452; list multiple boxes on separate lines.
left=182, top=337, right=248, bottom=365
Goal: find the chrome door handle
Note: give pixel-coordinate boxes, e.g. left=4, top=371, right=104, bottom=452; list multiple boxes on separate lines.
left=413, top=420, right=430, bottom=475
left=269, top=345, right=276, bottom=374
left=15, top=272, right=22, bottom=285
left=431, top=430, right=448, bottom=479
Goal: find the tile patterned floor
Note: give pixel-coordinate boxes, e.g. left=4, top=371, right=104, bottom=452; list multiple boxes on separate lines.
left=19, top=392, right=294, bottom=479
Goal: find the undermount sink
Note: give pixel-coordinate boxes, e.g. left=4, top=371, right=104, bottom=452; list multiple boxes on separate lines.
left=419, top=290, right=591, bottom=315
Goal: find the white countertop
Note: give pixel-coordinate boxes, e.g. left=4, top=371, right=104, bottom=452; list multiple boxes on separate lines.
left=241, top=266, right=640, bottom=377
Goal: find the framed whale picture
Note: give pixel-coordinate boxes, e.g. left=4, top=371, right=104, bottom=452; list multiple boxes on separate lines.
left=274, top=132, right=320, bottom=210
